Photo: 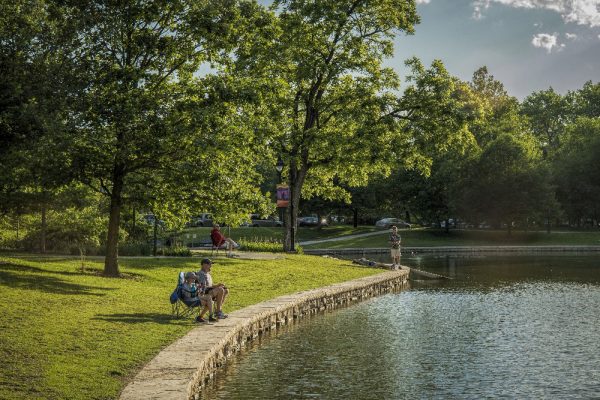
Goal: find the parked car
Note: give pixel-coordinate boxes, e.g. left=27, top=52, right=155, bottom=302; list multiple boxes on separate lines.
left=375, top=218, right=411, bottom=229
left=247, top=214, right=283, bottom=227
left=190, top=213, right=213, bottom=227
left=329, top=215, right=346, bottom=224
left=298, top=216, right=328, bottom=227
left=140, top=213, right=165, bottom=226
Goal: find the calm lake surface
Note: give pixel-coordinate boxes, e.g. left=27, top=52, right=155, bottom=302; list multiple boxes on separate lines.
left=200, top=254, right=600, bottom=399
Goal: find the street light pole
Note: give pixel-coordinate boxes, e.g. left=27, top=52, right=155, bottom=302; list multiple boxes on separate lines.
left=289, top=165, right=296, bottom=252
left=275, top=156, right=287, bottom=249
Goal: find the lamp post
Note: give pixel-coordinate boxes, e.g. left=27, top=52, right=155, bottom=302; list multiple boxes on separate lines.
left=275, top=156, right=284, bottom=181
left=275, top=156, right=286, bottom=247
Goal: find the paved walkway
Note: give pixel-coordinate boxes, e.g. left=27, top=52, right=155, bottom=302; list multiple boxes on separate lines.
left=189, top=250, right=284, bottom=260
left=298, top=230, right=387, bottom=246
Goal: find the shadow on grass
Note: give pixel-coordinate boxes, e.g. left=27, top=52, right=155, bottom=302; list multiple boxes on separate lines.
left=92, top=312, right=186, bottom=325
left=0, top=265, right=115, bottom=296
left=0, top=261, right=145, bottom=279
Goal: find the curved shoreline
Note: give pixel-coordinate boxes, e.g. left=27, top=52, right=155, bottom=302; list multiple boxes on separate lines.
left=119, top=269, right=409, bottom=400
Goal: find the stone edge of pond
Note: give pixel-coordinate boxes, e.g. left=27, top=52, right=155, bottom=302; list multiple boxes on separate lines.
left=119, top=269, right=409, bottom=400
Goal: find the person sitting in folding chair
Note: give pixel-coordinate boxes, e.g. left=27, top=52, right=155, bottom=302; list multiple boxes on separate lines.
left=181, top=272, right=217, bottom=323
left=210, top=224, right=239, bottom=257
left=196, top=258, right=228, bottom=319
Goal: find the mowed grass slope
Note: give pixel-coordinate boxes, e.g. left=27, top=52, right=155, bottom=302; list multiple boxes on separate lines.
left=177, top=225, right=379, bottom=245
left=302, top=228, right=600, bottom=249
left=0, top=254, right=380, bottom=400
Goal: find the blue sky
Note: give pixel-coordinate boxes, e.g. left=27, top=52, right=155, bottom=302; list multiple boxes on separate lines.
left=260, top=0, right=600, bottom=100
left=391, top=0, right=600, bottom=99
left=258, top=0, right=600, bottom=100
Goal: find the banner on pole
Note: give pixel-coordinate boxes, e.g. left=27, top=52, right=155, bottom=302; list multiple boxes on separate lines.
left=276, top=184, right=290, bottom=208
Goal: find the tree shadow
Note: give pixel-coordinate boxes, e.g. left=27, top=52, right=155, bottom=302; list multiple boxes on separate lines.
left=0, top=265, right=114, bottom=296
left=92, top=312, right=187, bottom=325
left=0, top=261, right=144, bottom=280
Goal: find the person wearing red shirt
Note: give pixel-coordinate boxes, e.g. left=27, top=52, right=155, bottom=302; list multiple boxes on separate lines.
left=210, top=224, right=239, bottom=257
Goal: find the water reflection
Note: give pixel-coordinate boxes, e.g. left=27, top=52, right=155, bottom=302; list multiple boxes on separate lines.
left=200, top=255, right=600, bottom=399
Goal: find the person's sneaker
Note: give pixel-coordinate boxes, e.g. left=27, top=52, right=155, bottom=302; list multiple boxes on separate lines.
left=208, top=315, right=218, bottom=322
left=216, top=311, right=228, bottom=319
left=195, top=316, right=207, bottom=323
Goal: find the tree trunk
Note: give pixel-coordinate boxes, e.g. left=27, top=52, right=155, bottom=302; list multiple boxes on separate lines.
left=80, top=246, right=85, bottom=273
left=104, top=166, right=125, bottom=276
left=152, top=216, right=158, bottom=256
left=284, top=160, right=308, bottom=252
left=40, top=206, right=47, bottom=254
left=132, top=207, right=136, bottom=238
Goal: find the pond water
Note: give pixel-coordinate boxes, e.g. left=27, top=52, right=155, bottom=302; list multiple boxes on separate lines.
left=199, top=254, right=600, bottom=399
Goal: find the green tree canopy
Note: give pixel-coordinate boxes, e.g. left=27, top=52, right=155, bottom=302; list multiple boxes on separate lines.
left=462, top=133, right=558, bottom=231
left=50, top=0, right=271, bottom=275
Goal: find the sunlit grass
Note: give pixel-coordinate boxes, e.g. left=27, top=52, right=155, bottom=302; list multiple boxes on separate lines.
left=0, top=254, right=380, bottom=400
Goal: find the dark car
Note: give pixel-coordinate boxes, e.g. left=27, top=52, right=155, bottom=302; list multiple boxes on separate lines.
left=190, top=213, right=213, bottom=227
left=375, top=218, right=411, bottom=229
left=298, top=216, right=328, bottom=227
left=247, top=214, right=283, bottom=227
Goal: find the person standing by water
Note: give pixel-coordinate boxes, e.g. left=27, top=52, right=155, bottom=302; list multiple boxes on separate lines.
left=390, top=225, right=401, bottom=268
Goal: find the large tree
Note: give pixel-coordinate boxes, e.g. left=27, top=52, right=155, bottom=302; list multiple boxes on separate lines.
left=461, top=133, right=558, bottom=232
left=553, top=117, right=600, bottom=226
left=55, top=0, right=269, bottom=275
left=238, top=0, right=423, bottom=250
left=0, top=0, right=78, bottom=251
left=521, top=87, right=572, bottom=155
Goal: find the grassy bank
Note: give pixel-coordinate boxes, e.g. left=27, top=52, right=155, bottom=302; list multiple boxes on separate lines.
left=302, top=228, right=600, bottom=249
left=176, top=225, right=379, bottom=246
left=0, top=254, right=380, bottom=400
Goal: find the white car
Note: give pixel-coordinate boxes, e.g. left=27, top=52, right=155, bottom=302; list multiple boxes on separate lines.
left=375, top=218, right=411, bottom=229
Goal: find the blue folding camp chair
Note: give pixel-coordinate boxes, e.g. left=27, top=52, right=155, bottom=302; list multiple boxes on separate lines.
left=170, top=271, right=199, bottom=319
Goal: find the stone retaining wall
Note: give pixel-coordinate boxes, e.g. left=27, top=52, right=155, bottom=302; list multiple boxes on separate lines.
left=119, top=269, right=409, bottom=400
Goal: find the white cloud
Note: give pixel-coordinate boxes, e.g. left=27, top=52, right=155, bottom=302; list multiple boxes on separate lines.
left=472, top=1, right=490, bottom=19
left=473, top=1, right=600, bottom=27
left=416, top=0, right=431, bottom=3
left=532, top=32, right=561, bottom=52
left=565, top=32, right=578, bottom=39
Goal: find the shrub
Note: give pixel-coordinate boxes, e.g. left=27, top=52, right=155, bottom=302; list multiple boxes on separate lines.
left=159, top=245, right=192, bottom=257
left=238, top=237, right=285, bottom=252
left=118, top=242, right=153, bottom=256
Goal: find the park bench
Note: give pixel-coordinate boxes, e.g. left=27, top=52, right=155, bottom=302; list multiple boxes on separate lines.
left=185, top=238, right=212, bottom=248
left=185, top=237, right=225, bottom=256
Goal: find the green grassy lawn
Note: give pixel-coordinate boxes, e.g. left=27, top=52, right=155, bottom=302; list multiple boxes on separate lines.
left=0, top=253, right=380, bottom=400
left=177, top=225, right=379, bottom=245
left=303, top=228, right=600, bottom=249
